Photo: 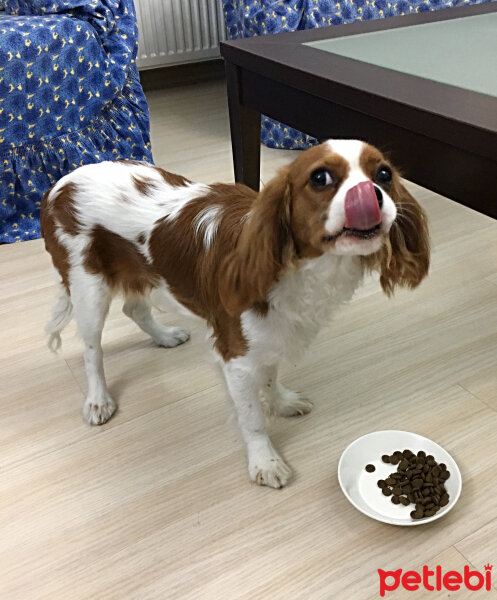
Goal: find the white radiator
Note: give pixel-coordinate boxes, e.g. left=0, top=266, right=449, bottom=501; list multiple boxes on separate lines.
left=134, top=0, right=227, bottom=69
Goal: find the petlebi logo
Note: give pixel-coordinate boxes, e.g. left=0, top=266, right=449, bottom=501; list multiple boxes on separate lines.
left=378, top=564, right=492, bottom=596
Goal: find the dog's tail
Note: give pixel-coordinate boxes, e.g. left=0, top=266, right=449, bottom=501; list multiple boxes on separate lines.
left=46, top=285, right=73, bottom=352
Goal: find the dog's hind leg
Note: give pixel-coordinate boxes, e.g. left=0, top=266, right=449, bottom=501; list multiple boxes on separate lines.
left=262, top=364, right=313, bottom=417
left=122, top=296, right=190, bottom=347
left=70, top=268, right=116, bottom=425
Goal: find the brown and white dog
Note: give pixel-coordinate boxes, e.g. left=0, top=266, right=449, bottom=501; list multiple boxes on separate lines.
left=41, top=139, right=429, bottom=488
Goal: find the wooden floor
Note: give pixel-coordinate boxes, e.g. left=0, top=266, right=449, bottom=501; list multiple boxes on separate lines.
left=1, top=79, right=496, bottom=600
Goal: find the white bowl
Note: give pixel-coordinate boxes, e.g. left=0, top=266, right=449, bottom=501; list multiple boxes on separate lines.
left=338, top=430, right=462, bottom=526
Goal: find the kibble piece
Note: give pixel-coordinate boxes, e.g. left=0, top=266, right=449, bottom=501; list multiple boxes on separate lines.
left=439, top=463, right=447, bottom=470
left=392, top=487, right=402, bottom=496
left=381, top=454, right=391, bottom=463
left=412, top=478, right=424, bottom=489
left=391, top=496, right=400, bottom=504
left=425, top=502, right=435, bottom=509
left=399, top=459, right=409, bottom=470
left=377, top=479, right=387, bottom=489
left=425, top=473, right=433, bottom=483
left=390, top=455, right=400, bottom=465
left=365, top=464, right=376, bottom=473
left=385, top=477, right=397, bottom=486
left=440, top=494, right=449, bottom=507
left=432, top=466, right=440, bottom=477
left=440, top=470, right=450, bottom=481
left=417, top=450, right=426, bottom=458
left=382, top=487, right=393, bottom=496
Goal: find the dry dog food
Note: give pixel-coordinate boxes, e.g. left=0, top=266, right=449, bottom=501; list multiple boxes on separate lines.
left=369, top=449, right=450, bottom=520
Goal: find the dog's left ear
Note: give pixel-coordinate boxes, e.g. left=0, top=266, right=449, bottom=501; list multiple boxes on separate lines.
left=368, top=180, right=430, bottom=295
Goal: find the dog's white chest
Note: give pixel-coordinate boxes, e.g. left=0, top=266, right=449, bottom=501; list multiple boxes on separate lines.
left=241, top=254, right=364, bottom=365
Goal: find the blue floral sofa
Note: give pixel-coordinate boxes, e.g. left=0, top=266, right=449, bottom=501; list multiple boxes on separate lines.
left=0, top=0, right=152, bottom=243
left=222, top=0, right=493, bottom=150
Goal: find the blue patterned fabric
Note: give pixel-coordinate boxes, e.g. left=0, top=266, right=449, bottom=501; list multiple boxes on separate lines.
left=0, top=0, right=152, bottom=243
left=222, top=0, right=494, bottom=150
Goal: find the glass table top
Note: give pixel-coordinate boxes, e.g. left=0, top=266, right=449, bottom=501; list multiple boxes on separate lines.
left=304, top=13, right=497, bottom=98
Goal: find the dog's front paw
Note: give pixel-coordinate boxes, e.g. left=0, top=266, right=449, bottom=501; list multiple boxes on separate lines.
left=83, top=393, right=116, bottom=426
left=248, top=441, right=292, bottom=488
left=274, top=385, right=313, bottom=417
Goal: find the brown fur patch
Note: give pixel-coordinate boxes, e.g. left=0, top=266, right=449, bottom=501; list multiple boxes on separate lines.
left=132, top=174, right=157, bottom=197
left=40, top=188, right=71, bottom=293
left=359, top=143, right=390, bottom=181
left=289, top=143, right=350, bottom=189
left=253, top=301, right=269, bottom=317
left=51, top=182, right=80, bottom=236
left=149, top=184, right=255, bottom=360
left=286, top=145, right=350, bottom=258
left=155, top=166, right=191, bottom=188
left=212, top=315, right=248, bottom=361
left=84, top=226, right=158, bottom=295
left=136, top=232, right=146, bottom=245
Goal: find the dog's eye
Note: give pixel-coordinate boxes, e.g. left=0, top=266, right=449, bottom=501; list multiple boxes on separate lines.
left=310, top=168, right=333, bottom=189
left=375, top=166, right=392, bottom=185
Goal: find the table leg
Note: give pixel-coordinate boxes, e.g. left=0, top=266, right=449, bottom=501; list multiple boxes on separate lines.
left=225, top=62, right=261, bottom=191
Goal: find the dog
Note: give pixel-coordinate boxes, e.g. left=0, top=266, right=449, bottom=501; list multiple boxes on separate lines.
left=41, top=139, right=430, bottom=488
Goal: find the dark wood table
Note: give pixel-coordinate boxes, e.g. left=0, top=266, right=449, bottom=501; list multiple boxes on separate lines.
left=220, top=3, right=497, bottom=219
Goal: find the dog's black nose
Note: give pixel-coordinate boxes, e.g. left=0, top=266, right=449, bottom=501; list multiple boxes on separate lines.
left=374, top=185, right=383, bottom=209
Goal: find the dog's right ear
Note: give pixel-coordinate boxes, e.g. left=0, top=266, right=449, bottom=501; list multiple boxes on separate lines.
left=378, top=180, right=430, bottom=295
left=219, top=169, right=294, bottom=316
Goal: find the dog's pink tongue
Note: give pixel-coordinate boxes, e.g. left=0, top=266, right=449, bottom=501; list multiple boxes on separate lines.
left=344, top=181, right=382, bottom=230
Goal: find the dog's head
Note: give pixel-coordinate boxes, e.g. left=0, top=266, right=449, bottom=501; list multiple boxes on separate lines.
left=220, top=139, right=430, bottom=315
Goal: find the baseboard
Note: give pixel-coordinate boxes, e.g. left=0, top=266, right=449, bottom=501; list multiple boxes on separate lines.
left=139, top=59, right=225, bottom=92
